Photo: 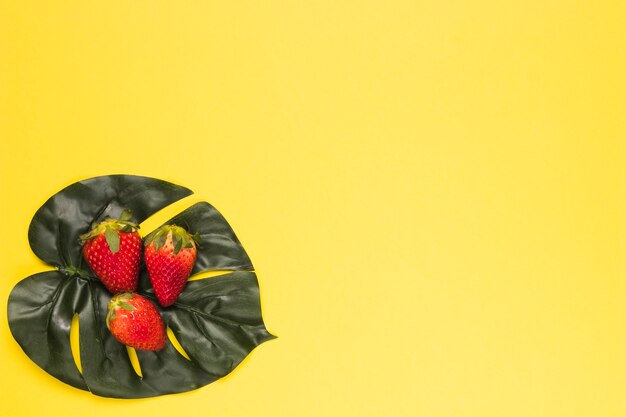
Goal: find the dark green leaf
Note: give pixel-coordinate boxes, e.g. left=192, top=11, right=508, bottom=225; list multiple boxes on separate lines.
left=8, top=175, right=274, bottom=399
left=7, top=271, right=88, bottom=391
left=28, top=175, right=193, bottom=268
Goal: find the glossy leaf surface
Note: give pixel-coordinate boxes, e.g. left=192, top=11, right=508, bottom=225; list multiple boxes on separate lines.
left=8, top=175, right=274, bottom=398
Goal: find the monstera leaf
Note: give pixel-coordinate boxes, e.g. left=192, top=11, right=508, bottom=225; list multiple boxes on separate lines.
left=7, top=175, right=274, bottom=398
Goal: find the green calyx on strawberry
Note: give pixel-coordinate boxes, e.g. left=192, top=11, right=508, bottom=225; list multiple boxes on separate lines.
left=106, top=292, right=166, bottom=351
left=80, top=209, right=142, bottom=293
left=79, top=209, right=139, bottom=253
left=144, top=225, right=199, bottom=307
left=144, top=225, right=199, bottom=255
left=105, top=292, right=137, bottom=329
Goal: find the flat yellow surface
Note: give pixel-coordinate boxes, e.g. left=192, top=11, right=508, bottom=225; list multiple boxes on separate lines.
left=1, top=1, right=625, bottom=416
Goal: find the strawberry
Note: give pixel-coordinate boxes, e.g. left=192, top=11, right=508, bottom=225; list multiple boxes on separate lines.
left=144, top=225, right=198, bottom=307
left=80, top=210, right=142, bottom=293
left=106, top=292, right=166, bottom=351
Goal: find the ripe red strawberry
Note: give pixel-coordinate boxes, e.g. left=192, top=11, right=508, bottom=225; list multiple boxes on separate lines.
left=144, top=225, right=198, bottom=307
left=80, top=210, right=142, bottom=293
left=106, top=292, right=166, bottom=351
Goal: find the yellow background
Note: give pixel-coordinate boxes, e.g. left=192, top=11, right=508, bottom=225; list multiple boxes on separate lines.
left=1, top=1, right=625, bottom=416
